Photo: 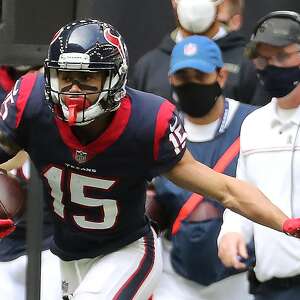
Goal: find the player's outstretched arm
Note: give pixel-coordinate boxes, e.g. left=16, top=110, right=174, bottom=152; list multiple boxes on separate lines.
left=164, top=150, right=297, bottom=234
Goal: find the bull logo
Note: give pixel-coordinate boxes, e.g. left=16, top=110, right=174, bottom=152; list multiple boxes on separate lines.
left=50, top=27, right=64, bottom=45
left=104, top=28, right=126, bottom=60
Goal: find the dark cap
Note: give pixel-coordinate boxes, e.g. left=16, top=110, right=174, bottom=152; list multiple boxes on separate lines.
left=246, top=11, right=300, bottom=58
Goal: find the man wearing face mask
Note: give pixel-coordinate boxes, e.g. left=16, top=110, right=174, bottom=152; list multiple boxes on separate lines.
left=131, top=0, right=258, bottom=105
left=218, top=11, right=300, bottom=300
left=248, top=11, right=300, bottom=106
left=151, top=35, right=255, bottom=300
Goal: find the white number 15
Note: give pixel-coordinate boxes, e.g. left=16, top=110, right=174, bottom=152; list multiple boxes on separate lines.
left=44, top=166, right=119, bottom=230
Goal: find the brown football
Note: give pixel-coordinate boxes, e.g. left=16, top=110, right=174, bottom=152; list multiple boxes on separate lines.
left=0, top=172, right=26, bottom=219
left=145, top=188, right=171, bottom=231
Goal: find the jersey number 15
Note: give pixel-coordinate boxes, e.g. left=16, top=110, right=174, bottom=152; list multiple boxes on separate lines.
left=44, top=166, right=119, bottom=230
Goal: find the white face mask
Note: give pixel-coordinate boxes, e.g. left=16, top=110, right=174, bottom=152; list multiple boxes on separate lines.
left=177, top=0, right=219, bottom=33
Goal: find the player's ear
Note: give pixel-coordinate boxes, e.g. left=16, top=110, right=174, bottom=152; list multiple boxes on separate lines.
left=216, top=67, right=228, bottom=89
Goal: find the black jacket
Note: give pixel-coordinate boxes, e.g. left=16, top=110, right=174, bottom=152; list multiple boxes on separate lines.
left=130, top=31, right=259, bottom=104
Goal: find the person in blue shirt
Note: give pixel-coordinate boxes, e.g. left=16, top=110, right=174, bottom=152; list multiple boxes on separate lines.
left=151, top=35, right=255, bottom=300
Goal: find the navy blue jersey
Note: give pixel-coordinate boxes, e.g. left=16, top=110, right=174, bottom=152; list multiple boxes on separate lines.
left=0, top=72, right=186, bottom=260
left=0, top=81, right=53, bottom=262
left=0, top=87, right=6, bottom=103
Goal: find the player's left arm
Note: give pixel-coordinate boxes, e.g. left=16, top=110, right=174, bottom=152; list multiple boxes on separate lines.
left=0, top=73, right=38, bottom=238
left=0, top=72, right=38, bottom=164
left=164, top=150, right=300, bottom=236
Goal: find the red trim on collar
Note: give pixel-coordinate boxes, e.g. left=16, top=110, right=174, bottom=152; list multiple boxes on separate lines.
left=153, top=100, right=175, bottom=161
left=55, top=96, right=132, bottom=162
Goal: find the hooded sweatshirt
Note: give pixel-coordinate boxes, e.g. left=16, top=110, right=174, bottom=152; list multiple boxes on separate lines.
left=130, top=29, right=259, bottom=104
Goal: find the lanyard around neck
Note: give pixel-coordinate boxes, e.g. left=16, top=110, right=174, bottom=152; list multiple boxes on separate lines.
left=214, top=99, right=229, bottom=137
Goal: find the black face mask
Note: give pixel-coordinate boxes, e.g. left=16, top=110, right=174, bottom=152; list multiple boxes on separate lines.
left=172, top=82, right=222, bottom=117
left=257, top=65, right=300, bottom=98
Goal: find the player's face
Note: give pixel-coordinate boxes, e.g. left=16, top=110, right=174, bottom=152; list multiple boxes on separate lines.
left=58, top=71, right=106, bottom=104
left=253, top=43, right=300, bottom=70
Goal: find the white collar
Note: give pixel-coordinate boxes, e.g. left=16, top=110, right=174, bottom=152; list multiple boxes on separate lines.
left=212, top=26, right=227, bottom=40
left=175, top=30, right=184, bottom=43
left=270, top=98, right=300, bottom=129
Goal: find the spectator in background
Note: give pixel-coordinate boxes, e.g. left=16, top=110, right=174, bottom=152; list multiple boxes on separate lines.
left=150, top=35, right=255, bottom=300
left=217, top=0, right=244, bottom=32
left=0, top=66, right=61, bottom=300
left=218, top=11, right=300, bottom=300
left=131, top=0, right=258, bottom=104
left=245, top=11, right=300, bottom=106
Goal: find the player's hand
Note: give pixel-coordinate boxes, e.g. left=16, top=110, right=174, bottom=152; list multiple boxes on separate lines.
left=0, top=219, right=16, bottom=238
left=283, top=218, right=300, bottom=238
left=218, top=232, right=248, bottom=270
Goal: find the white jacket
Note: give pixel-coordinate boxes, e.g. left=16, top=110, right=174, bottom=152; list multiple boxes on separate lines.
left=219, top=98, right=300, bottom=282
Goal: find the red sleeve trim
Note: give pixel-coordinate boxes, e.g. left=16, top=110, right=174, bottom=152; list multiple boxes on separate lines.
left=172, top=137, right=240, bottom=235
left=0, top=67, right=15, bottom=93
left=153, top=101, right=175, bottom=161
left=15, top=72, right=38, bottom=128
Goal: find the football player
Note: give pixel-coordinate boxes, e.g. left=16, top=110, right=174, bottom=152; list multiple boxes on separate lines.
left=0, top=19, right=298, bottom=299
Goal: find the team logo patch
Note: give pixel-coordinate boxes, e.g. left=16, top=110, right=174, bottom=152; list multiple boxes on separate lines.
left=184, top=43, right=198, bottom=56
left=103, top=28, right=126, bottom=60
left=74, top=150, right=88, bottom=164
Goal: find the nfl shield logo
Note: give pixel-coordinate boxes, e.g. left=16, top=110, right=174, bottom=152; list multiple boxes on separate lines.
left=184, top=43, right=198, bottom=56
left=74, top=150, right=88, bottom=164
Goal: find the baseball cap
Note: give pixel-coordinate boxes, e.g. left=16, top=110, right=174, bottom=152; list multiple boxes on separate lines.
left=246, top=11, right=300, bottom=57
left=169, top=35, right=224, bottom=75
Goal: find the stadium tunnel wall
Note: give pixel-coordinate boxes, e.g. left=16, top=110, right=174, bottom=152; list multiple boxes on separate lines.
left=0, top=0, right=299, bottom=74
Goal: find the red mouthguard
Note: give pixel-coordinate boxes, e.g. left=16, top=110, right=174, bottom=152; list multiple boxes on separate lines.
left=64, top=96, right=90, bottom=125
